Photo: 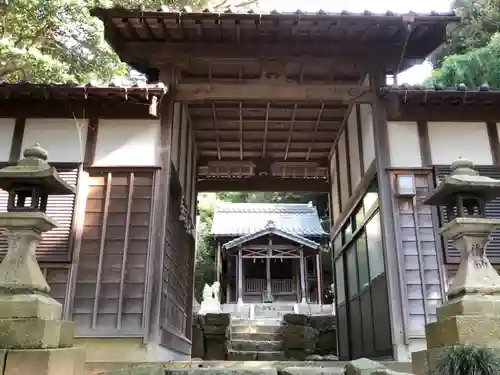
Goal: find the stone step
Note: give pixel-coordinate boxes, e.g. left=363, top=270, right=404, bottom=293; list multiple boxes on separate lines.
left=231, top=339, right=282, bottom=351
left=232, top=332, right=282, bottom=341
left=89, top=360, right=413, bottom=374
left=228, top=349, right=288, bottom=361
left=232, top=318, right=282, bottom=325
left=166, top=368, right=277, bottom=375
left=232, top=324, right=282, bottom=334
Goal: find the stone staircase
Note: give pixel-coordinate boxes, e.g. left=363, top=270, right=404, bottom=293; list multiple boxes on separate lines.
left=229, top=317, right=285, bottom=360
left=227, top=303, right=297, bottom=360
left=89, top=359, right=414, bottom=375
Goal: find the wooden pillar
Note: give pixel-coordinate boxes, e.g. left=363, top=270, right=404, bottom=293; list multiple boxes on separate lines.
left=227, top=257, right=231, bottom=303
left=216, top=242, right=221, bottom=283
left=316, top=252, right=322, bottom=304
left=299, top=249, right=307, bottom=304
left=295, top=259, right=300, bottom=303
left=238, top=247, right=243, bottom=304
left=266, top=248, right=272, bottom=300
left=371, top=71, right=407, bottom=360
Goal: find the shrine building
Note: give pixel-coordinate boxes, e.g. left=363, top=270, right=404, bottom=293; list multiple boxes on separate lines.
left=2, top=5, right=500, bottom=364
left=211, top=202, right=329, bottom=308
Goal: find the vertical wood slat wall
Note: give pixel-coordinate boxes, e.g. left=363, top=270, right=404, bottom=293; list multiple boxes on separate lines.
left=390, top=170, right=446, bottom=339
left=0, top=164, right=79, bottom=263
left=160, top=101, right=198, bottom=353
left=72, top=169, right=154, bottom=335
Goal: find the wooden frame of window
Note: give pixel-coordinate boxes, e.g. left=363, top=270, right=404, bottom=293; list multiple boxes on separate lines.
left=332, top=179, right=392, bottom=359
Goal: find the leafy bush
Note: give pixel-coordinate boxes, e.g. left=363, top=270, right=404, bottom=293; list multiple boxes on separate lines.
left=436, top=345, right=500, bottom=375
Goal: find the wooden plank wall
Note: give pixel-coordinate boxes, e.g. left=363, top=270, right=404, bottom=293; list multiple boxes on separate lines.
left=158, top=102, right=198, bottom=354
left=389, top=169, right=446, bottom=341
left=0, top=99, right=199, bottom=352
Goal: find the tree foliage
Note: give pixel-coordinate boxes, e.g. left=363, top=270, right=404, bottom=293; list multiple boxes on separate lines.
left=0, top=0, right=255, bottom=83
left=428, top=0, right=500, bottom=87
left=431, top=0, right=500, bottom=68
left=427, top=33, right=500, bottom=89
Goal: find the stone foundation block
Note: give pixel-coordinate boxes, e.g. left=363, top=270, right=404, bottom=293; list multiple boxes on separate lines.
left=203, top=313, right=230, bottom=326
left=425, top=315, right=500, bottom=349
left=3, top=346, right=85, bottom=375
left=0, top=293, right=62, bottom=320
left=203, top=324, right=230, bottom=336
left=282, top=324, right=317, bottom=351
left=59, top=320, right=76, bottom=347
left=204, top=337, right=228, bottom=360
left=437, top=298, right=500, bottom=321
left=344, top=358, right=387, bottom=375
left=0, top=317, right=63, bottom=349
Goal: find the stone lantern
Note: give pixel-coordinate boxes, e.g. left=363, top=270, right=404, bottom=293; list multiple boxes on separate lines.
left=412, top=158, right=500, bottom=375
left=0, top=144, right=84, bottom=375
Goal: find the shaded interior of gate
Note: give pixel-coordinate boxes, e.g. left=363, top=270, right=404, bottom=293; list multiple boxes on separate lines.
left=92, top=7, right=458, bottom=360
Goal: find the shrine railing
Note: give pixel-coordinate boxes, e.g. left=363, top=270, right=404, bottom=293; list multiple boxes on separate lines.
left=244, top=278, right=295, bottom=294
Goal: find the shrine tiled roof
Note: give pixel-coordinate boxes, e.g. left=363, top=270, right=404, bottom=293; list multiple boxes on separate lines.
left=222, top=224, right=321, bottom=250
left=380, top=84, right=500, bottom=105
left=92, top=6, right=457, bottom=19
left=211, top=202, right=327, bottom=237
left=0, top=82, right=167, bottom=101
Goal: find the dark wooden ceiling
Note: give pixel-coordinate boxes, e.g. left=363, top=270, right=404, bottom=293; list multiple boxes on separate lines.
left=190, top=100, right=345, bottom=161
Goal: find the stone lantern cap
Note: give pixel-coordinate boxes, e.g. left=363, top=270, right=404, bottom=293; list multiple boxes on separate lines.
left=423, top=158, right=500, bottom=206
left=0, top=143, right=75, bottom=195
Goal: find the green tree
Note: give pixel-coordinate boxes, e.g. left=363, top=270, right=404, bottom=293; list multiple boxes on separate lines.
left=431, top=0, right=500, bottom=68
left=427, top=0, right=500, bottom=87
left=0, top=0, right=255, bottom=83
left=427, top=33, right=500, bottom=89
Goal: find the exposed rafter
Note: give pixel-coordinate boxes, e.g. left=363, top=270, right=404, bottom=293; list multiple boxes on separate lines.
left=306, top=102, right=325, bottom=160
left=211, top=102, right=221, bottom=160
left=284, top=104, right=299, bottom=161
left=262, top=102, right=270, bottom=158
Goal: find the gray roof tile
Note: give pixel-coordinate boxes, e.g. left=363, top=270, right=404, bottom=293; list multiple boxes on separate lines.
left=211, top=202, right=327, bottom=237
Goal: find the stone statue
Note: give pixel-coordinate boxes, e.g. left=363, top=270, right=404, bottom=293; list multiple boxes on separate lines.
left=212, top=281, right=220, bottom=302
left=202, top=284, right=213, bottom=300
left=199, top=282, right=222, bottom=315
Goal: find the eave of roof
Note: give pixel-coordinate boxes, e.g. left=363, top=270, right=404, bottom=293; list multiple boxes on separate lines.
left=0, top=82, right=168, bottom=102
left=91, top=7, right=458, bottom=23
left=222, top=226, right=320, bottom=250
left=380, top=84, right=500, bottom=105
left=91, top=7, right=460, bottom=76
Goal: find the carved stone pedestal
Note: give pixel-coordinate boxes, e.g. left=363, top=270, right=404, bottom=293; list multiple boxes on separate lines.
left=412, top=218, right=500, bottom=375
left=0, top=212, right=84, bottom=375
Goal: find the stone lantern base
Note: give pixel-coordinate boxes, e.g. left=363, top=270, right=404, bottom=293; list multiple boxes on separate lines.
left=412, top=218, right=500, bottom=375
left=0, top=212, right=85, bottom=375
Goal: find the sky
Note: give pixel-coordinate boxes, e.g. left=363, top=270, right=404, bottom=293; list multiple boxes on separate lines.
left=257, top=0, right=453, bottom=84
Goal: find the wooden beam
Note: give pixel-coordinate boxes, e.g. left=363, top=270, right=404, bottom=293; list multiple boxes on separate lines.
left=197, top=177, right=329, bottom=192
left=197, top=157, right=329, bottom=168
left=174, top=83, right=372, bottom=102
left=0, top=100, right=159, bottom=119
left=193, top=120, right=344, bottom=129
left=9, top=118, right=25, bottom=163
left=121, top=42, right=404, bottom=66
left=194, top=129, right=339, bottom=141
